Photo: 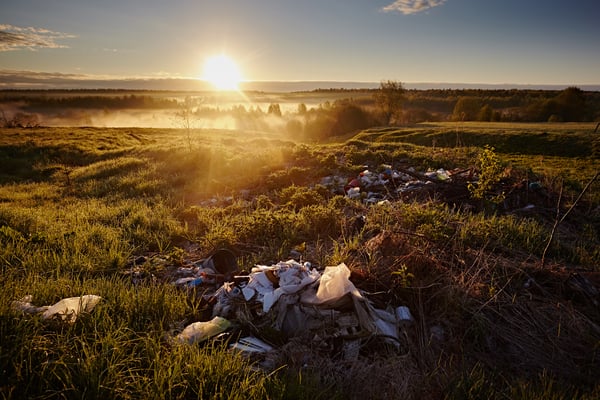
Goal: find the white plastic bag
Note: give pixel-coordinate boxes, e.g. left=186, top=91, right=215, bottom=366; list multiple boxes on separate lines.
left=302, top=263, right=357, bottom=305
left=41, top=295, right=102, bottom=322
left=317, top=263, right=354, bottom=301
left=12, top=295, right=101, bottom=323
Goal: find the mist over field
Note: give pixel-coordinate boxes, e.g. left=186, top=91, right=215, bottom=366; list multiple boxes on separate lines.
left=2, top=85, right=600, bottom=136
left=0, top=91, right=329, bottom=129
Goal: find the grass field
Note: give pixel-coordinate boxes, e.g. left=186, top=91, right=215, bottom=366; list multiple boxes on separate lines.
left=1, top=122, right=599, bottom=399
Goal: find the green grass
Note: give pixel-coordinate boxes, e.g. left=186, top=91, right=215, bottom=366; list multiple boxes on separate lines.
left=1, top=123, right=599, bottom=399
left=0, top=277, right=285, bottom=399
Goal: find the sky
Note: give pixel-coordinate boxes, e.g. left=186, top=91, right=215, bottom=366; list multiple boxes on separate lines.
left=1, top=0, right=599, bottom=89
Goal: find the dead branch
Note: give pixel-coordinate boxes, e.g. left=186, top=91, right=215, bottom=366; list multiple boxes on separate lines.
left=541, top=171, right=599, bottom=266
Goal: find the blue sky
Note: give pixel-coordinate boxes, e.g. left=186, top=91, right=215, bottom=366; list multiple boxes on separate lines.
left=1, top=0, right=599, bottom=87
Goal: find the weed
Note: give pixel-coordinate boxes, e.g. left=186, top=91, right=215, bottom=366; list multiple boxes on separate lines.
left=391, top=263, right=415, bottom=287
left=468, top=145, right=506, bottom=204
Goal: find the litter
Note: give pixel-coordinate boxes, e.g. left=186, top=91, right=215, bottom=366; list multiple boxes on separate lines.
left=425, top=168, right=451, bottom=181
left=12, top=295, right=48, bottom=314
left=243, top=260, right=320, bottom=313
left=346, top=186, right=361, bottom=199
left=203, top=248, right=238, bottom=278
left=174, top=276, right=205, bottom=288
left=170, top=248, right=239, bottom=289
left=335, top=163, right=454, bottom=204
left=168, top=251, right=411, bottom=359
left=12, top=294, right=102, bottom=323
left=395, top=306, right=414, bottom=323
left=176, top=316, right=232, bottom=344
left=230, top=336, right=274, bottom=354
left=42, top=295, right=102, bottom=322
left=301, top=263, right=356, bottom=306
left=206, top=261, right=404, bottom=354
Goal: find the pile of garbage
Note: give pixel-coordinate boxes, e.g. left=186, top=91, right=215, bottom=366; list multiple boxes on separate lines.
left=320, top=162, right=554, bottom=216
left=192, top=160, right=554, bottom=219
left=171, top=250, right=413, bottom=365
left=321, top=164, right=473, bottom=206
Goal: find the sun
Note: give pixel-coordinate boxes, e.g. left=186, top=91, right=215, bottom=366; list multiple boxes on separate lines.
left=202, top=55, right=242, bottom=91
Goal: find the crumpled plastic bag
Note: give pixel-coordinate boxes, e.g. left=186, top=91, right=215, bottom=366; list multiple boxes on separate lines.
left=176, top=316, right=231, bottom=344
left=300, top=263, right=401, bottom=343
left=301, top=263, right=357, bottom=306
left=243, top=260, right=319, bottom=313
left=12, top=294, right=102, bottom=323
left=42, top=295, right=102, bottom=322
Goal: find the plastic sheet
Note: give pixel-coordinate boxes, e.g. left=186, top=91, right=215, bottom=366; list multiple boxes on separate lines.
left=301, top=263, right=356, bottom=306
left=176, top=316, right=232, bottom=344
left=13, top=294, right=102, bottom=323
left=42, top=295, right=102, bottom=322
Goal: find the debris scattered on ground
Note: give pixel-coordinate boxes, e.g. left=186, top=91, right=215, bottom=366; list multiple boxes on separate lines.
left=12, top=294, right=102, bottom=323
left=165, top=252, right=411, bottom=365
left=194, top=160, right=567, bottom=224
left=230, top=336, right=274, bottom=354
left=115, top=159, right=598, bottom=382
left=319, top=162, right=559, bottom=218
left=320, top=164, right=467, bottom=206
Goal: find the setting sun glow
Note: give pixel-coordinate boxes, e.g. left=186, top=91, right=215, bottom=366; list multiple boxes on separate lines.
left=202, top=55, right=242, bottom=91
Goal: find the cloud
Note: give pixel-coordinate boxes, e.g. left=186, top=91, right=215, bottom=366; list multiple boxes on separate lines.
left=0, top=69, right=85, bottom=84
left=0, top=24, right=75, bottom=51
left=0, top=69, right=215, bottom=90
left=382, top=0, right=447, bottom=15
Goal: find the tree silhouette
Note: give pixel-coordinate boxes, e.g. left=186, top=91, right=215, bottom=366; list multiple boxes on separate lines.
left=374, top=80, right=405, bottom=125
left=452, top=97, right=482, bottom=121
left=174, top=96, right=198, bottom=150
left=268, top=103, right=282, bottom=117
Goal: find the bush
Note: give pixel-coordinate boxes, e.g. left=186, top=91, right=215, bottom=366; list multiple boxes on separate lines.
left=279, top=185, right=325, bottom=210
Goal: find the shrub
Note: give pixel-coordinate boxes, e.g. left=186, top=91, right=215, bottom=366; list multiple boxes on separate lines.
left=279, top=185, right=325, bottom=210
left=468, top=145, right=505, bottom=203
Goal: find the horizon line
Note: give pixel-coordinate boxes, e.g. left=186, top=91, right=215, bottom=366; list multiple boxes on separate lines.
left=1, top=76, right=599, bottom=92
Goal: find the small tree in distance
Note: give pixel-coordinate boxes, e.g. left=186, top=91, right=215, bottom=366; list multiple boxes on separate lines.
left=268, top=103, right=282, bottom=117
left=174, top=96, right=199, bottom=151
left=452, top=97, right=481, bottom=121
left=374, top=80, right=405, bottom=125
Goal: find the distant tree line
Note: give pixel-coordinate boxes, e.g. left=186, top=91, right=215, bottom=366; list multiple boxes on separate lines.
left=1, top=84, right=599, bottom=133
left=2, top=93, right=179, bottom=111
left=446, top=86, right=596, bottom=122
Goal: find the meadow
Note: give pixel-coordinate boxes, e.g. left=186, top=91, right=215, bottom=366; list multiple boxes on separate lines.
left=1, top=119, right=599, bottom=399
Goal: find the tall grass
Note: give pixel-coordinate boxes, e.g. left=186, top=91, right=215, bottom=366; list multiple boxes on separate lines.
left=0, top=276, right=289, bottom=399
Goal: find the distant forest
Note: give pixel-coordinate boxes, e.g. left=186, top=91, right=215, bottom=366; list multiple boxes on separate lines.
left=1, top=87, right=599, bottom=136
left=400, top=87, right=600, bottom=123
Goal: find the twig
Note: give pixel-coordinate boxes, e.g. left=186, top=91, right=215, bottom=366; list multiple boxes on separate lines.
left=397, top=229, right=427, bottom=238
left=541, top=181, right=563, bottom=267
left=474, top=274, right=516, bottom=314
left=558, top=171, right=599, bottom=224
left=541, top=171, right=599, bottom=266
left=403, top=282, right=442, bottom=290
